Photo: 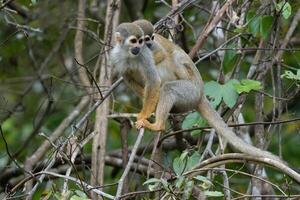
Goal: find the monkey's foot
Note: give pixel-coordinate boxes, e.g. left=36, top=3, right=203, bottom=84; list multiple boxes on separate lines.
left=135, top=119, right=147, bottom=129
left=136, top=119, right=165, bottom=132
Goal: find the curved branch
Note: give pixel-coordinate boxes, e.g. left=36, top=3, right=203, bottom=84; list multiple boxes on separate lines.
left=184, top=153, right=300, bottom=184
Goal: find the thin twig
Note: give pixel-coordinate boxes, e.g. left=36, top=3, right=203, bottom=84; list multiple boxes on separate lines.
left=115, top=128, right=145, bottom=199
left=8, top=171, right=114, bottom=199
left=0, top=0, right=15, bottom=10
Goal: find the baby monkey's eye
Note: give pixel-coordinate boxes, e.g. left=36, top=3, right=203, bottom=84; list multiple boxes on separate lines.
left=130, top=38, right=137, bottom=43
left=144, top=36, right=150, bottom=42
left=151, top=34, right=155, bottom=40
left=138, top=38, right=144, bottom=44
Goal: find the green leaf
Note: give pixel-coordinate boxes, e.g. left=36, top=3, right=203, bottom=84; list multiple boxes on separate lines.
left=222, top=80, right=239, bottom=108
left=180, top=151, right=189, bottom=161
left=148, top=182, right=160, bottom=191
left=143, top=178, right=161, bottom=191
left=173, top=157, right=186, bottom=176
left=194, top=175, right=213, bottom=190
left=182, top=112, right=200, bottom=129
left=205, top=80, right=239, bottom=108
left=160, top=178, right=170, bottom=192
left=70, top=195, right=89, bottom=200
left=249, top=15, right=262, bottom=37
left=260, top=16, right=274, bottom=40
left=276, top=1, right=292, bottom=19
left=233, top=79, right=262, bottom=93
left=223, top=42, right=238, bottom=72
left=204, top=81, right=222, bottom=108
left=190, top=120, right=206, bottom=137
left=182, top=112, right=207, bottom=136
left=193, top=175, right=212, bottom=185
left=182, top=181, right=194, bottom=200
left=74, top=190, right=88, bottom=198
left=281, top=70, right=300, bottom=81
left=143, top=178, right=161, bottom=185
left=175, top=176, right=186, bottom=189
left=204, top=191, right=224, bottom=197
left=186, top=152, right=200, bottom=171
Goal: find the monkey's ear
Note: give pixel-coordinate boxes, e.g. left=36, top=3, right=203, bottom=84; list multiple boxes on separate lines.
left=115, top=32, right=123, bottom=44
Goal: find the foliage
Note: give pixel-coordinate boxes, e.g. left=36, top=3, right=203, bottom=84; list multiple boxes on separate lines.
left=281, top=69, right=300, bottom=85
left=143, top=152, right=223, bottom=199
left=204, top=80, right=239, bottom=108
left=182, top=112, right=207, bottom=136
left=275, top=1, right=292, bottom=19
left=0, top=0, right=300, bottom=199
left=233, top=79, right=262, bottom=94
left=246, top=12, right=274, bottom=40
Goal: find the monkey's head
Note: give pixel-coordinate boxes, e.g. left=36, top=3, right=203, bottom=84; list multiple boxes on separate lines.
left=114, top=23, right=144, bottom=57
left=133, top=19, right=155, bottom=49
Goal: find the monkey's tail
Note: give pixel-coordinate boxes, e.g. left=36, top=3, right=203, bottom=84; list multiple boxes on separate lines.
left=197, top=96, right=281, bottom=162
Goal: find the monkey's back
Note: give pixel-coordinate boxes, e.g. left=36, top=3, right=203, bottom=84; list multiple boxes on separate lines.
left=153, top=34, right=203, bottom=85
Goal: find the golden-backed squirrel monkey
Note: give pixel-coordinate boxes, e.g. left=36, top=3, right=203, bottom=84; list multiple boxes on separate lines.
left=132, top=19, right=282, bottom=162
left=133, top=19, right=204, bottom=131
left=110, top=23, right=161, bottom=122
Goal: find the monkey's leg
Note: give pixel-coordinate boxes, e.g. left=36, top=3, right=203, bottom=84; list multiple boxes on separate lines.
left=137, top=80, right=161, bottom=121
left=136, top=89, right=175, bottom=131
left=138, top=80, right=201, bottom=131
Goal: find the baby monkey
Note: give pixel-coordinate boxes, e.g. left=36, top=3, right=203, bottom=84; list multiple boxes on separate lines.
left=110, top=23, right=161, bottom=122
left=133, top=19, right=203, bottom=131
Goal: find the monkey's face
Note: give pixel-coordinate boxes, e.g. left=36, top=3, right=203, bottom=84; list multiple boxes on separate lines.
left=144, top=34, right=155, bottom=50
left=125, top=35, right=144, bottom=57
left=115, top=32, right=144, bottom=57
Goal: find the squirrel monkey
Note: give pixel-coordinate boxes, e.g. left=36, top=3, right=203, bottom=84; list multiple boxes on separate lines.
left=132, top=19, right=282, bottom=162
left=133, top=19, right=204, bottom=131
left=110, top=23, right=161, bottom=122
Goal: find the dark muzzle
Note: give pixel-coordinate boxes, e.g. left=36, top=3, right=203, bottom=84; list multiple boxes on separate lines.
left=131, top=47, right=140, bottom=55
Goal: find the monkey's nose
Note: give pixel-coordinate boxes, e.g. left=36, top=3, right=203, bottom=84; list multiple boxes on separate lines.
left=146, top=43, right=152, bottom=49
left=131, top=47, right=140, bottom=55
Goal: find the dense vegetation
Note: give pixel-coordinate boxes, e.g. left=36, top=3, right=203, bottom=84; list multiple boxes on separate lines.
left=0, top=0, right=300, bottom=199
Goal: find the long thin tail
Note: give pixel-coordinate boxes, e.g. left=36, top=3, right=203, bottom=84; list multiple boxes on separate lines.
left=197, top=96, right=280, bottom=162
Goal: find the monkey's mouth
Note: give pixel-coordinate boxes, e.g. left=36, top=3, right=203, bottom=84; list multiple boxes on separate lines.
left=146, top=43, right=152, bottom=49
left=130, top=47, right=140, bottom=55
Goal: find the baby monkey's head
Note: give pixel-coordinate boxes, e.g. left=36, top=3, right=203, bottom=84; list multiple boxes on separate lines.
left=133, top=19, right=155, bottom=49
left=115, top=23, right=144, bottom=57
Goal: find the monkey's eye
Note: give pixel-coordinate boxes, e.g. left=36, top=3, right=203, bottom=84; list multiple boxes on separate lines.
left=144, top=36, right=150, bottom=42
left=138, top=38, right=144, bottom=44
left=151, top=34, right=155, bottom=40
left=130, top=38, right=137, bottom=43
